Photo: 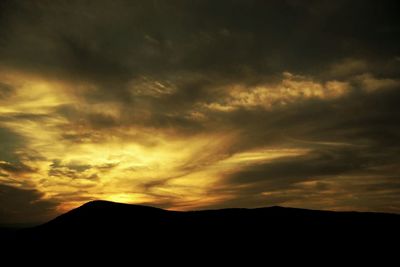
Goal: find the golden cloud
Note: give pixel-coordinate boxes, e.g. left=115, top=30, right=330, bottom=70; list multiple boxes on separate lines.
left=203, top=72, right=351, bottom=111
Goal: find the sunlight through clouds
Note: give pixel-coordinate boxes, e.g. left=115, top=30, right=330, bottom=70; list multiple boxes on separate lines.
left=1, top=0, right=399, bottom=223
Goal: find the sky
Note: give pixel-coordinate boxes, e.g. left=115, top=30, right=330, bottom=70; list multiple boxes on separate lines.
left=0, top=0, right=400, bottom=224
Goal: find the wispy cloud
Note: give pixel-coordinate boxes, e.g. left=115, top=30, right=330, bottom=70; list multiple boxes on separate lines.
left=0, top=0, right=399, bottom=222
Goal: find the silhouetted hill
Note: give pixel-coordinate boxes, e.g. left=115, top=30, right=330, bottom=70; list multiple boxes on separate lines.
left=4, top=200, right=400, bottom=256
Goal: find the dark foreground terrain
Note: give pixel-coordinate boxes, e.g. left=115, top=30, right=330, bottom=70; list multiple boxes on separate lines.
left=2, top=200, right=399, bottom=256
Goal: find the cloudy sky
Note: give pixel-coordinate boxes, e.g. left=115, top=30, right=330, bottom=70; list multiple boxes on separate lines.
left=1, top=0, right=400, bottom=223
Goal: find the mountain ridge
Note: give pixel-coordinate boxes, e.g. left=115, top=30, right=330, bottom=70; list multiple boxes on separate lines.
left=32, top=200, right=400, bottom=229
left=3, top=200, right=399, bottom=251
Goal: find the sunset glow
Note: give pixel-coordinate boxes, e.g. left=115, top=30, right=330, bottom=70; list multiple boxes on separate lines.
left=1, top=0, right=399, bottom=223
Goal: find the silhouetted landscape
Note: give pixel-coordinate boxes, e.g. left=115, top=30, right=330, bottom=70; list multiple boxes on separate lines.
left=2, top=200, right=399, bottom=250
left=2, top=2, right=400, bottom=260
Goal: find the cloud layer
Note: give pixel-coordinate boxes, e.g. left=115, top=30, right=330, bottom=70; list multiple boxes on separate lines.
left=0, top=0, right=400, bottom=223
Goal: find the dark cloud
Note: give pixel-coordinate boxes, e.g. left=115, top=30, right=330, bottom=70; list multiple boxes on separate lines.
left=56, top=104, right=119, bottom=129
left=1, top=1, right=399, bottom=85
left=205, top=82, right=400, bottom=151
left=0, top=161, right=34, bottom=175
left=0, top=0, right=399, bottom=216
left=49, top=160, right=94, bottom=180
left=0, top=184, right=58, bottom=224
left=199, top=85, right=400, bottom=211
left=207, top=172, right=400, bottom=213
left=0, top=127, right=25, bottom=164
left=1, top=0, right=398, bottom=132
